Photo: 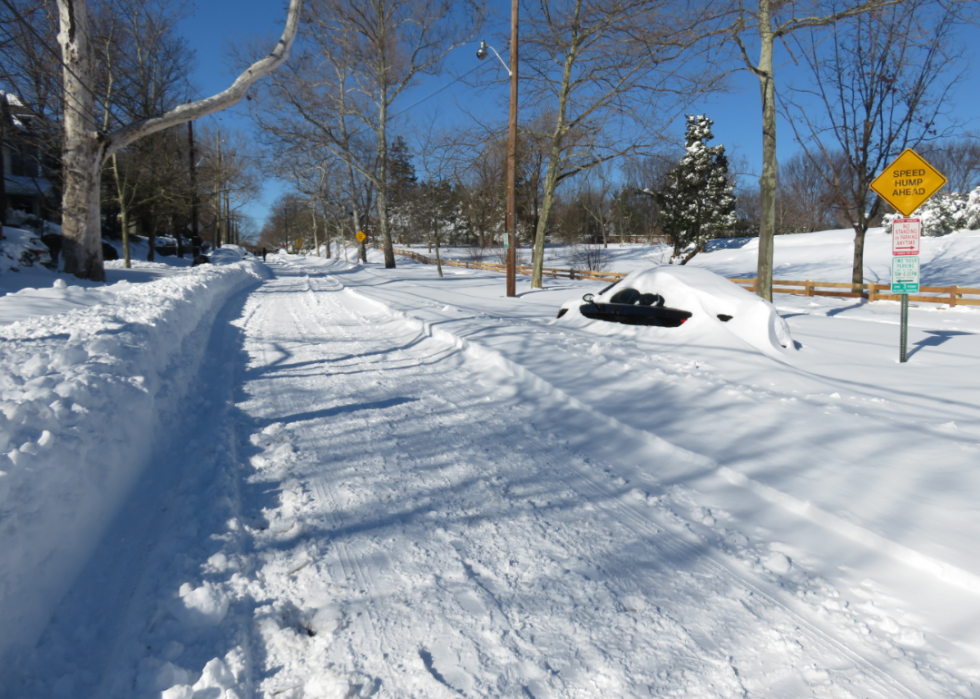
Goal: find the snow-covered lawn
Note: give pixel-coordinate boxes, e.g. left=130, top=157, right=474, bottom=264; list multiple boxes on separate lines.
left=420, top=225, right=980, bottom=287
left=1, top=228, right=980, bottom=697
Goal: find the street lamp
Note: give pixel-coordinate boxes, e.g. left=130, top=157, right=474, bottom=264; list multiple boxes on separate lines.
left=476, top=40, right=512, bottom=77
left=476, top=1, right=518, bottom=297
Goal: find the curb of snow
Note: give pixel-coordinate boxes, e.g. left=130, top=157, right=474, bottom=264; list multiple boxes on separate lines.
left=0, top=260, right=269, bottom=665
left=342, top=284, right=980, bottom=597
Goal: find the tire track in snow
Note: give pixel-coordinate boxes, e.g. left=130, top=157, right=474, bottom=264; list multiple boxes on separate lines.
left=231, top=262, right=961, bottom=698
left=296, top=275, right=529, bottom=696
left=326, top=266, right=963, bottom=698
left=247, top=273, right=403, bottom=695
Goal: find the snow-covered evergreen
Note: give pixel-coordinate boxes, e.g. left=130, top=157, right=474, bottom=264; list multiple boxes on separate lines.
left=655, top=115, right=737, bottom=264
left=883, top=185, right=980, bottom=236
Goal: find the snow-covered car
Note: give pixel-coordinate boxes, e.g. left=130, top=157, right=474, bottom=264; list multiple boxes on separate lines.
left=556, top=265, right=794, bottom=354
left=560, top=285, right=693, bottom=327
left=208, top=244, right=248, bottom=265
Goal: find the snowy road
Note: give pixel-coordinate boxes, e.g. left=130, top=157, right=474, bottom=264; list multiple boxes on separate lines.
left=8, top=258, right=978, bottom=698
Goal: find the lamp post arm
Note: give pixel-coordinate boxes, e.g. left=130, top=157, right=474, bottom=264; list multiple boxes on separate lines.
left=488, top=44, right=513, bottom=77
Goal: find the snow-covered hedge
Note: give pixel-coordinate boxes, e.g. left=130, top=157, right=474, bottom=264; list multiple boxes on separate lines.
left=883, top=186, right=980, bottom=236
left=0, top=260, right=268, bottom=665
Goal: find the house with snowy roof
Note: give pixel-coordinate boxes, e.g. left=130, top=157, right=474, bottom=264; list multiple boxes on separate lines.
left=1, top=92, right=58, bottom=223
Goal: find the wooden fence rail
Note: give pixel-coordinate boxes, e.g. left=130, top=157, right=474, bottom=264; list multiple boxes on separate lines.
left=383, top=246, right=628, bottom=283
left=378, top=245, right=980, bottom=308
left=728, top=278, right=980, bottom=307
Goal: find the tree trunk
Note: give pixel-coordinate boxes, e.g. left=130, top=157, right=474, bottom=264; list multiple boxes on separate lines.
left=55, top=0, right=304, bottom=280
left=311, top=202, right=319, bottom=257
left=755, top=1, right=777, bottom=303
left=434, top=232, right=443, bottom=277
left=531, top=152, right=561, bottom=288
left=147, top=210, right=157, bottom=262
left=111, top=155, right=132, bottom=268
left=57, top=0, right=106, bottom=281
left=852, top=224, right=868, bottom=290
left=377, top=95, right=395, bottom=269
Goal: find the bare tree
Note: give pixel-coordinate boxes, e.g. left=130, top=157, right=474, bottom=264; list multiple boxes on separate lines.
left=259, top=191, right=314, bottom=250
left=273, top=146, right=348, bottom=258
left=450, top=129, right=508, bottom=249
left=94, top=0, right=193, bottom=267
left=782, top=0, right=968, bottom=288
left=920, top=138, right=980, bottom=194
left=730, top=0, right=903, bottom=300
left=50, top=0, right=302, bottom=280
left=577, top=161, right=615, bottom=248
left=778, top=151, right=836, bottom=234
left=519, top=0, right=726, bottom=288
left=252, top=0, right=481, bottom=270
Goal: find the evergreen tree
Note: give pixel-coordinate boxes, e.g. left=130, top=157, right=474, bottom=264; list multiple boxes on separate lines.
left=388, top=136, right=417, bottom=207
left=386, top=136, right=418, bottom=243
left=656, top=115, right=737, bottom=264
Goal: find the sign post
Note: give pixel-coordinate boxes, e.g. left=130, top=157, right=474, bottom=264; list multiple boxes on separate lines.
left=891, top=254, right=920, bottom=363
left=870, top=150, right=945, bottom=364
left=355, top=230, right=367, bottom=263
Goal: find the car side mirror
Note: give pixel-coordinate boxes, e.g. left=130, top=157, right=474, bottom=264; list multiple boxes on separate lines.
left=582, top=293, right=594, bottom=303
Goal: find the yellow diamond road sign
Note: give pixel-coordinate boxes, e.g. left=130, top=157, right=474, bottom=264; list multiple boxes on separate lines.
left=870, top=148, right=947, bottom=217
left=356, top=231, right=366, bottom=242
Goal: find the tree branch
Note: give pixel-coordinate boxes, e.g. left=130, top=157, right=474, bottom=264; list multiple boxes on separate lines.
left=103, top=0, right=303, bottom=160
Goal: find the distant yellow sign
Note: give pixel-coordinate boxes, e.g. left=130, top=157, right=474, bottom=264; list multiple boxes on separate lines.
left=355, top=231, right=366, bottom=242
left=870, top=148, right=947, bottom=217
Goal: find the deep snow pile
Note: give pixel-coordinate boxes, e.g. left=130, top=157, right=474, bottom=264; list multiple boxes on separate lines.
left=0, top=228, right=52, bottom=275
left=0, top=257, right=268, bottom=666
left=559, top=265, right=794, bottom=356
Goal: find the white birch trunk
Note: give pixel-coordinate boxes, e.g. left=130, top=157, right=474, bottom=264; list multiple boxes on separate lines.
left=55, top=0, right=303, bottom=280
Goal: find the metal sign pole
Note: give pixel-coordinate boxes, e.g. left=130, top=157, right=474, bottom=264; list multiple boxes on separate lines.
left=900, top=293, right=909, bottom=363
left=872, top=150, right=946, bottom=365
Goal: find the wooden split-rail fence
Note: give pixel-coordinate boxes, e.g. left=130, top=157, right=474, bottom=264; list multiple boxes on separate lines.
left=377, top=245, right=980, bottom=308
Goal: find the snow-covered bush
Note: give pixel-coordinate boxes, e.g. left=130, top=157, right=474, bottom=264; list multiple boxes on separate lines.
left=884, top=186, right=980, bottom=236
left=967, top=188, right=980, bottom=230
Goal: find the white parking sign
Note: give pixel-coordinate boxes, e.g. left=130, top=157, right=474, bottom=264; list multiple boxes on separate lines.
left=891, top=256, right=920, bottom=294
left=892, top=219, right=921, bottom=256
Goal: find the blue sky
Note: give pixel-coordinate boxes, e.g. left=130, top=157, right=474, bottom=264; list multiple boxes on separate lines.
left=177, top=1, right=980, bottom=232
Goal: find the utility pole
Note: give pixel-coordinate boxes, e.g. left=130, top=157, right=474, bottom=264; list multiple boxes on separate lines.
left=215, top=130, right=222, bottom=248
left=0, top=93, right=9, bottom=233
left=188, top=112, right=199, bottom=256
left=506, top=0, right=519, bottom=297
left=225, top=183, right=231, bottom=246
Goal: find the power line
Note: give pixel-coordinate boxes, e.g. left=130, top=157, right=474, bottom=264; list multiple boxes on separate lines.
left=388, top=63, right=485, bottom=120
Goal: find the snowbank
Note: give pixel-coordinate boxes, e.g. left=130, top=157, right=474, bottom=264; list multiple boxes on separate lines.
left=209, top=244, right=248, bottom=265
left=561, top=265, right=793, bottom=356
left=0, top=226, right=53, bottom=275
left=0, top=259, right=269, bottom=665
